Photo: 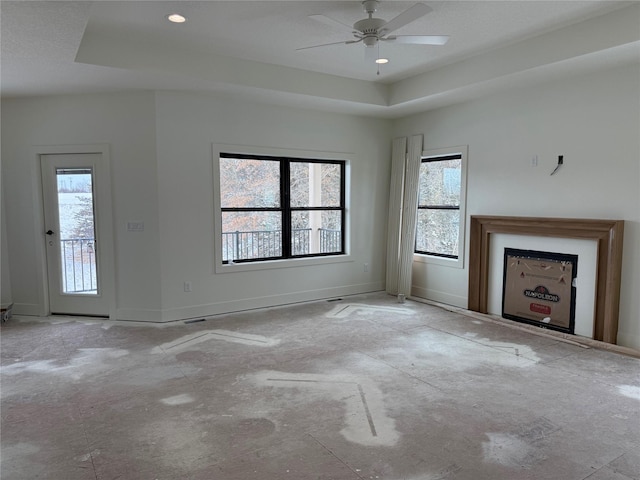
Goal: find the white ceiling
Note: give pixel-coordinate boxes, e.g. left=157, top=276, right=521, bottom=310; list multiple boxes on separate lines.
left=2, top=1, right=639, bottom=117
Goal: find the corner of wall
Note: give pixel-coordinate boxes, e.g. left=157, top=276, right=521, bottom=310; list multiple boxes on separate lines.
left=1, top=182, right=13, bottom=307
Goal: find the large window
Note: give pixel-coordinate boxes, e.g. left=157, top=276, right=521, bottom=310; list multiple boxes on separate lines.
left=415, top=147, right=467, bottom=262
left=219, top=153, right=345, bottom=263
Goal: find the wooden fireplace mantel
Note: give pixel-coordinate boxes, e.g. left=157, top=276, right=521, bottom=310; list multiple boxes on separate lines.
left=468, top=216, right=624, bottom=344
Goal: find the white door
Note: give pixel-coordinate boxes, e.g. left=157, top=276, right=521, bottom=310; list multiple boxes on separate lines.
left=41, top=153, right=111, bottom=316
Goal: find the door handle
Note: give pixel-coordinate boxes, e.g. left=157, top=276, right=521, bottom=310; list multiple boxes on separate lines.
left=46, top=230, right=55, bottom=235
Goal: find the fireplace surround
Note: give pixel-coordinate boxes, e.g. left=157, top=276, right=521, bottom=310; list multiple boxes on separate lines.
left=468, top=216, right=624, bottom=344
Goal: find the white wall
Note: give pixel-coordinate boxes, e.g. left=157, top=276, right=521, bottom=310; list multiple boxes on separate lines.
left=1, top=188, right=12, bottom=308
left=394, top=64, right=640, bottom=350
left=153, top=91, right=391, bottom=320
left=1, top=91, right=391, bottom=322
left=1, top=92, right=162, bottom=317
left=3, top=65, right=637, bottom=349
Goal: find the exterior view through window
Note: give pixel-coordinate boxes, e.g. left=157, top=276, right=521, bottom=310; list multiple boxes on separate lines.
left=415, top=153, right=462, bottom=258
left=55, top=168, right=99, bottom=293
left=219, top=153, right=345, bottom=263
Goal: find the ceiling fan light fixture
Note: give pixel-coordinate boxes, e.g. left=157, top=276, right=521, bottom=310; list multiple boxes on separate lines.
left=166, top=13, right=187, bottom=24
left=363, top=36, right=378, bottom=47
left=375, top=58, right=389, bottom=64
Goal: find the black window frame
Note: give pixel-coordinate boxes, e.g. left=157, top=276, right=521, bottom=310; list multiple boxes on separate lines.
left=220, top=152, right=346, bottom=263
left=415, top=153, right=462, bottom=259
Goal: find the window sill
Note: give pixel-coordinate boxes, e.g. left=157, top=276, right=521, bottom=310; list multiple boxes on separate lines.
left=413, top=253, right=463, bottom=269
left=215, top=254, right=353, bottom=274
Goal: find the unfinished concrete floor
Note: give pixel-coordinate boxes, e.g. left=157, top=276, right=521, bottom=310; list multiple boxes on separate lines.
left=1, top=293, right=639, bottom=480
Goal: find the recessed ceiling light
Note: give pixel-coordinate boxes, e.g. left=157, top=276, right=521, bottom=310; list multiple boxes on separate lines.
left=375, top=58, right=389, bottom=64
left=166, top=13, right=187, bottom=24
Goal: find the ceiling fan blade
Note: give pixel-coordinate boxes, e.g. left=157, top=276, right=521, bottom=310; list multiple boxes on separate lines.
left=296, top=39, right=361, bottom=51
left=379, top=3, right=432, bottom=36
left=308, top=14, right=355, bottom=34
left=384, top=35, right=449, bottom=45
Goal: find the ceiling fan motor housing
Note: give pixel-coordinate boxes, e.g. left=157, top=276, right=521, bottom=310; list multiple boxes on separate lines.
left=354, top=17, right=386, bottom=46
left=354, top=17, right=386, bottom=34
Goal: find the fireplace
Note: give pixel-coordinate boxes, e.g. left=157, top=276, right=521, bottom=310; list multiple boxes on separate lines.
left=468, top=216, right=624, bottom=344
left=502, top=248, right=578, bottom=334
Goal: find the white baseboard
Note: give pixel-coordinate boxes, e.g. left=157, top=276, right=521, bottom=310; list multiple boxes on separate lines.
left=616, top=331, right=640, bottom=352
left=7, top=285, right=385, bottom=323
left=116, top=308, right=165, bottom=322
left=110, top=283, right=384, bottom=323
left=159, top=282, right=385, bottom=322
left=410, top=286, right=467, bottom=308
left=11, top=303, right=43, bottom=316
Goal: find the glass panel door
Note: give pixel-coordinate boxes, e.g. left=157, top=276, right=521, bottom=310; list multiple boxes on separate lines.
left=55, top=168, right=99, bottom=294
left=41, top=153, right=109, bottom=316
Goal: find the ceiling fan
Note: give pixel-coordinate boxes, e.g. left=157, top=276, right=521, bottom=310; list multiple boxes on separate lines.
left=298, top=0, right=449, bottom=62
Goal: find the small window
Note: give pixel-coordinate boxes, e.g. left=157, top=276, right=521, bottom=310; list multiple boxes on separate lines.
left=415, top=147, right=467, bottom=265
left=219, top=153, right=345, bottom=263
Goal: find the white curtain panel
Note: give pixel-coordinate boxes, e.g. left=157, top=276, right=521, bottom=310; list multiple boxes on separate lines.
left=385, top=137, right=407, bottom=295
left=386, top=135, right=423, bottom=297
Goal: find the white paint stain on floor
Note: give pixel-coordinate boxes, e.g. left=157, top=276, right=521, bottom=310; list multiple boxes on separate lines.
left=326, top=303, right=414, bottom=319
left=0, top=442, right=40, bottom=459
left=160, top=393, right=195, bottom=406
left=478, top=339, right=541, bottom=364
left=151, top=330, right=279, bottom=354
left=405, top=330, right=541, bottom=368
left=10, top=315, right=179, bottom=330
left=0, top=348, right=129, bottom=380
left=618, top=384, right=640, bottom=401
left=249, top=370, right=400, bottom=447
left=482, top=432, right=545, bottom=468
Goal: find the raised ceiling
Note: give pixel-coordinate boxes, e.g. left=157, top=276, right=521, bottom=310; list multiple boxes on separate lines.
left=2, top=1, right=639, bottom=117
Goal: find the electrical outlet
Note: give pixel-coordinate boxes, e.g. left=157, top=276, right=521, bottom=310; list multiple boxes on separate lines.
left=531, top=155, right=538, bottom=167
left=184, top=281, right=192, bottom=292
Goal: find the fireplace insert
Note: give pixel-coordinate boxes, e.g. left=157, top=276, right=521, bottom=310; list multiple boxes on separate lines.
left=502, top=248, right=577, bottom=334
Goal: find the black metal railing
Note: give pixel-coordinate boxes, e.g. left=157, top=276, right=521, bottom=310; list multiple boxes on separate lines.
left=60, top=238, right=98, bottom=293
left=291, top=228, right=311, bottom=256
left=319, top=228, right=341, bottom=253
left=222, top=228, right=342, bottom=262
